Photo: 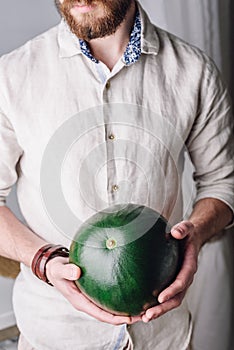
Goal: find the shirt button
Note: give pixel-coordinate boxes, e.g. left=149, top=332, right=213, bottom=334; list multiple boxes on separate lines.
left=112, top=184, right=119, bottom=192
left=108, top=134, right=115, bottom=140
left=106, top=81, right=111, bottom=89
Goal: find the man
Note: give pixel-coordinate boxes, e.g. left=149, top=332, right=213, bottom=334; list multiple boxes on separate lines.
left=0, top=0, right=233, bottom=349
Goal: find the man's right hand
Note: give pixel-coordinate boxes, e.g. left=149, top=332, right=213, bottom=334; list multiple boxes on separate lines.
left=46, top=256, right=141, bottom=325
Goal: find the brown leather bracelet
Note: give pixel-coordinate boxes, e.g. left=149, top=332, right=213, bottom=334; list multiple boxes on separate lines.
left=34, top=245, right=63, bottom=282
left=31, top=244, right=69, bottom=286
left=31, top=244, right=54, bottom=277
left=38, top=245, right=69, bottom=285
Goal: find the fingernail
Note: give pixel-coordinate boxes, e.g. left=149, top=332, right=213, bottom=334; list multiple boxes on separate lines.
left=174, top=226, right=184, bottom=235
left=158, top=295, right=169, bottom=303
left=142, top=316, right=151, bottom=323
left=71, top=267, right=77, bottom=280
left=158, top=296, right=163, bottom=303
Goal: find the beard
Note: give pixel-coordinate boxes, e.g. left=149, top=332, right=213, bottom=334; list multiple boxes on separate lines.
left=55, top=0, right=133, bottom=41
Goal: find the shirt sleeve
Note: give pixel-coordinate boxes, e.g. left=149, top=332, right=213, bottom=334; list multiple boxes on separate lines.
left=0, top=107, right=23, bottom=206
left=186, top=59, right=234, bottom=222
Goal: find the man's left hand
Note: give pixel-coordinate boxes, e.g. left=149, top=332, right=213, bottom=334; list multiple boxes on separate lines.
left=141, top=220, right=201, bottom=323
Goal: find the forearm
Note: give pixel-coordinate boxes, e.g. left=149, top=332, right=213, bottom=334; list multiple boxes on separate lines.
left=188, top=198, right=233, bottom=246
left=0, top=206, right=47, bottom=267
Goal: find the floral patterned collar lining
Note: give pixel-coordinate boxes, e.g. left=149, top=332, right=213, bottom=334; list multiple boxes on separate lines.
left=79, top=10, right=141, bottom=66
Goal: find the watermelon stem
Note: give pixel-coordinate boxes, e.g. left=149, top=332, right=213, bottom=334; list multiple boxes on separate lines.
left=106, top=238, right=117, bottom=250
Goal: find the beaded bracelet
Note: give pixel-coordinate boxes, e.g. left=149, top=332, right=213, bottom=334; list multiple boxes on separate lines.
left=31, top=244, right=69, bottom=286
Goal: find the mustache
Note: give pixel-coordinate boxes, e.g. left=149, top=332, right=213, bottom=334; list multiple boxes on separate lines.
left=58, top=0, right=112, bottom=12
left=61, top=0, right=103, bottom=8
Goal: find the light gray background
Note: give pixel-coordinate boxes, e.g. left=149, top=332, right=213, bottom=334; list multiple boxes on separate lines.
left=0, top=0, right=61, bottom=219
left=0, top=0, right=60, bottom=55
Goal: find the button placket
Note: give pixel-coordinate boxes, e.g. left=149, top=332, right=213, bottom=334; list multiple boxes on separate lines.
left=98, top=70, right=124, bottom=205
left=95, top=65, right=117, bottom=204
left=102, top=105, right=119, bottom=202
left=106, top=137, right=119, bottom=201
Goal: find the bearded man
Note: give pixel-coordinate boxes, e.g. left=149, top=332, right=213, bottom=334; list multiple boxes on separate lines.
left=0, top=1, right=233, bottom=349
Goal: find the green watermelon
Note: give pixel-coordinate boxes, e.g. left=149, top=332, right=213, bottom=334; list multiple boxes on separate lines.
left=69, top=204, right=182, bottom=316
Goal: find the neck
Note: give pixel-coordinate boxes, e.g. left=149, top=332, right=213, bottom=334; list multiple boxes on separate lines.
left=88, top=1, right=136, bottom=71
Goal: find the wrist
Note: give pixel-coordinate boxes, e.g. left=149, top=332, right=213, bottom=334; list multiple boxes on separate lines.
left=189, top=221, right=206, bottom=249
left=31, top=244, right=69, bottom=285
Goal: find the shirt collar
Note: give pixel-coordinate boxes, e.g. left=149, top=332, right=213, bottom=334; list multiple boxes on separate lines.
left=123, top=9, right=141, bottom=65
left=58, top=1, right=159, bottom=60
left=78, top=10, right=141, bottom=66
left=137, top=1, right=159, bottom=55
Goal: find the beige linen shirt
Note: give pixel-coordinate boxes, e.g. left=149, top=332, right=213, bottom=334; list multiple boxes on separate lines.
left=0, top=3, right=233, bottom=350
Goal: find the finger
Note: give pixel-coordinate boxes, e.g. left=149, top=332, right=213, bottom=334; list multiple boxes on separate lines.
left=80, top=300, right=131, bottom=325
left=171, top=221, right=194, bottom=239
left=158, top=275, right=193, bottom=304
left=128, top=315, right=142, bottom=324
left=56, top=278, right=142, bottom=325
left=158, top=243, right=197, bottom=303
left=142, top=291, right=186, bottom=323
left=64, top=281, right=134, bottom=325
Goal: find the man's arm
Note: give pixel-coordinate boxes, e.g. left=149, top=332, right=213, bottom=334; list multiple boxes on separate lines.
left=187, top=198, right=232, bottom=243
left=0, top=206, right=141, bottom=325
left=0, top=206, right=47, bottom=265
left=140, top=55, right=234, bottom=323
left=141, top=197, right=233, bottom=323
left=0, top=105, right=141, bottom=325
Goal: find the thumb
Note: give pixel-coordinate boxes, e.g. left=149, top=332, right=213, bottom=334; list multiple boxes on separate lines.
left=171, top=221, right=194, bottom=239
left=46, top=257, right=81, bottom=281
left=60, top=263, right=81, bottom=281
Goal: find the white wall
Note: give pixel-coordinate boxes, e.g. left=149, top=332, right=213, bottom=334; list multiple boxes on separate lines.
left=0, top=0, right=60, bottom=55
